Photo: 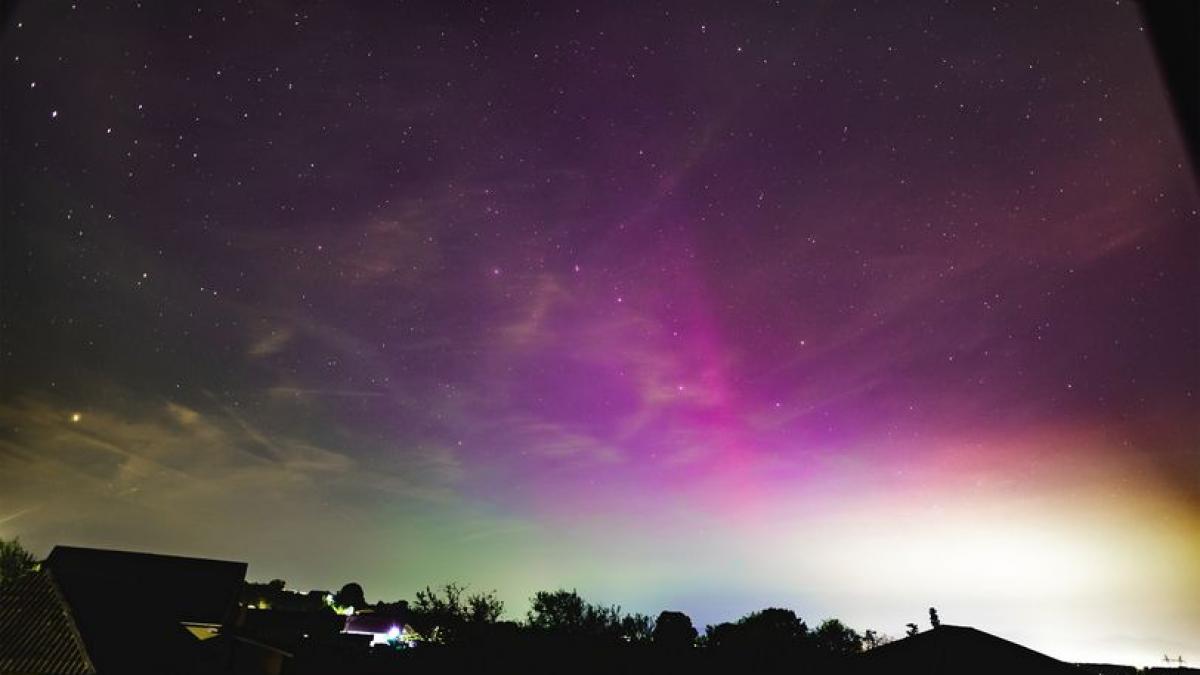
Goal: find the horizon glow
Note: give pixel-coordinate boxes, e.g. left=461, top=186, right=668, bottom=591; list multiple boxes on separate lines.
left=1, top=0, right=1196, bottom=667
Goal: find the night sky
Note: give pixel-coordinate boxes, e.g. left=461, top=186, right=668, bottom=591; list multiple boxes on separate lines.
left=1, top=0, right=1197, bottom=666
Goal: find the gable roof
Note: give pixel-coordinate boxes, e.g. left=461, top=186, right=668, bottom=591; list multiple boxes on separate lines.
left=855, top=625, right=1089, bottom=675
left=0, top=571, right=96, bottom=675
left=42, top=546, right=248, bottom=675
left=45, top=546, right=247, bottom=625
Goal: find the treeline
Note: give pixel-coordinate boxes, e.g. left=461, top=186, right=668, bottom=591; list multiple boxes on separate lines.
left=245, top=580, right=906, bottom=675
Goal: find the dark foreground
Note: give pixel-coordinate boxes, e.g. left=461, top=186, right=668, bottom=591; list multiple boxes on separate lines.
left=0, top=544, right=1177, bottom=675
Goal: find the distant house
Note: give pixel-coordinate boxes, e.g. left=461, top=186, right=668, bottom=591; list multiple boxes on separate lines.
left=239, top=583, right=332, bottom=613
left=342, top=610, right=417, bottom=647
left=0, top=545, right=290, bottom=675
left=854, top=624, right=1089, bottom=675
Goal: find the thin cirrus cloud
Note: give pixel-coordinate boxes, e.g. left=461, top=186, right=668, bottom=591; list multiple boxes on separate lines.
left=0, top=393, right=463, bottom=555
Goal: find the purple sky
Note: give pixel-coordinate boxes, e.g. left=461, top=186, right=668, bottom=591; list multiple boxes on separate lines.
left=1, top=0, right=1197, bottom=665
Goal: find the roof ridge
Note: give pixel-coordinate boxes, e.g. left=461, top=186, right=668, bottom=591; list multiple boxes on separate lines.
left=42, top=570, right=99, bottom=675
left=49, top=544, right=247, bottom=568
left=0, top=570, right=97, bottom=675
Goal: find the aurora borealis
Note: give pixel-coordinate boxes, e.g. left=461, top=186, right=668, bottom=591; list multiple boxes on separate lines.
left=1, top=0, right=1197, bottom=666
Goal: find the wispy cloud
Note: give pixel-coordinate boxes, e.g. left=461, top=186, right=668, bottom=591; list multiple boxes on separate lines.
left=247, top=326, right=295, bottom=357
left=0, top=393, right=463, bottom=554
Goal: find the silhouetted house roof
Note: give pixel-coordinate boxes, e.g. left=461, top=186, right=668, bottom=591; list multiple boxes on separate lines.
left=45, top=546, right=247, bottom=626
left=1077, top=664, right=1139, bottom=675
left=343, top=610, right=413, bottom=637
left=854, top=625, right=1089, bottom=675
left=0, top=571, right=96, bottom=675
left=41, top=546, right=249, bottom=675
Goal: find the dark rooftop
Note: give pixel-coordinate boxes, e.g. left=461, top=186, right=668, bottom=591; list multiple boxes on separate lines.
left=0, top=570, right=96, bottom=675
left=45, top=546, right=247, bottom=625
left=855, top=625, right=1090, bottom=675
left=41, top=546, right=249, bottom=675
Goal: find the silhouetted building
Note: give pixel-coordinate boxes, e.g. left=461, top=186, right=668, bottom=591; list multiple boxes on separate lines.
left=342, top=609, right=416, bottom=647
left=854, top=624, right=1089, bottom=675
left=0, top=570, right=95, bottom=675
left=28, top=545, right=286, bottom=675
left=1077, top=664, right=1138, bottom=675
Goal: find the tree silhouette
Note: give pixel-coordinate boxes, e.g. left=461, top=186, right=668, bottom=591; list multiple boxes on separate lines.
left=862, top=629, right=891, bottom=649
left=334, top=581, right=366, bottom=609
left=653, top=610, right=697, bottom=649
left=814, top=618, right=863, bottom=656
left=415, top=582, right=465, bottom=619
left=0, top=538, right=36, bottom=588
left=583, top=603, right=623, bottom=640
left=410, top=582, right=504, bottom=643
left=526, top=588, right=653, bottom=645
left=703, top=622, right=736, bottom=649
left=741, top=607, right=808, bottom=644
left=207, top=573, right=889, bottom=672
left=467, top=589, right=505, bottom=623
left=528, top=589, right=588, bottom=635
left=620, top=612, right=655, bottom=644
left=375, top=598, right=410, bottom=613
left=706, top=607, right=808, bottom=651
left=929, top=606, right=941, bottom=628
left=905, top=622, right=920, bottom=637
